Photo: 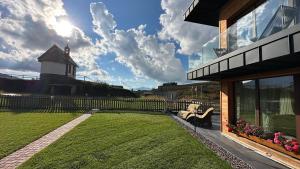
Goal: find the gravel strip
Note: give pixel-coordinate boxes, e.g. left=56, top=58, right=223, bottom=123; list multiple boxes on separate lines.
left=170, top=114, right=253, bottom=169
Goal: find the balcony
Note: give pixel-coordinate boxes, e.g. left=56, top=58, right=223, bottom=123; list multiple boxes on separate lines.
left=184, top=0, right=228, bottom=26
left=188, top=0, right=300, bottom=80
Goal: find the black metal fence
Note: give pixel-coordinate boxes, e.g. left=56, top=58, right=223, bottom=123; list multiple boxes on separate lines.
left=0, top=95, right=219, bottom=112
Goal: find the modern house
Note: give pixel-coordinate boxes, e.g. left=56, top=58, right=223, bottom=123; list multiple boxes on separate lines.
left=38, top=44, right=78, bottom=95
left=185, top=0, right=300, bottom=167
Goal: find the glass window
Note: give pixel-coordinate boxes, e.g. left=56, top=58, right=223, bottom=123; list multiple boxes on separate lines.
left=189, top=54, right=202, bottom=71
left=226, top=0, right=296, bottom=53
left=235, top=75, right=296, bottom=137
left=235, top=80, right=256, bottom=124
left=256, top=0, right=287, bottom=38
left=73, top=67, right=76, bottom=76
left=297, top=0, right=300, bottom=23
left=259, top=76, right=296, bottom=137
left=202, top=35, right=219, bottom=61
left=236, top=12, right=256, bottom=48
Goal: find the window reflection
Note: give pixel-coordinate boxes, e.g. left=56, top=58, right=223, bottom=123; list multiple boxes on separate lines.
left=260, top=76, right=295, bottom=137
left=235, top=76, right=296, bottom=137
left=235, top=80, right=256, bottom=124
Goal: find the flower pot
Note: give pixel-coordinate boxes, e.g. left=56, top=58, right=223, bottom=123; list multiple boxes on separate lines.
left=237, top=132, right=300, bottom=160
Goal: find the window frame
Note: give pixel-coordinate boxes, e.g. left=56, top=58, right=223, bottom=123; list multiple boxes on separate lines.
left=68, top=64, right=71, bottom=74
left=234, top=75, right=296, bottom=136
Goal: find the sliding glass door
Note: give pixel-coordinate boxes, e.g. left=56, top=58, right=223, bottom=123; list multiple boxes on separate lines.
left=235, top=75, right=296, bottom=137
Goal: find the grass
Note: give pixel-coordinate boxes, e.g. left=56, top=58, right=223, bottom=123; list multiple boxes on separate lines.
left=20, top=112, right=231, bottom=169
left=0, top=112, right=80, bottom=159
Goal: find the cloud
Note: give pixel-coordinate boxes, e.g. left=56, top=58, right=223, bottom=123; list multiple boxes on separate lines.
left=90, top=2, right=116, bottom=39
left=0, top=0, right=215, bottom=88
left=159, top=0, right=218, bottom=55
left=90, top=2, right=186, bottom=82
left=0, top=0, right=108, bottom=80
left=108, top=75, right=159, bottom=90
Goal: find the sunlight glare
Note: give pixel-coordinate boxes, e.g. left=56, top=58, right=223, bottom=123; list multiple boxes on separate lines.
left=54, top=20, right=74, bottom=37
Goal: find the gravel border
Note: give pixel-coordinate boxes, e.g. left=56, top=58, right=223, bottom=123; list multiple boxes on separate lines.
left=169, top=114, right=254, bottom=169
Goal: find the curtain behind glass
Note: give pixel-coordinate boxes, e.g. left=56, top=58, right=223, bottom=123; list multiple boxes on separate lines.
left=235, top=80, right=256, bottom=124
left=259, top=76, right=296, bottom=137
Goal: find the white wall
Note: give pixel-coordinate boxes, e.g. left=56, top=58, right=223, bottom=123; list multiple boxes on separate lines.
left=41, top=61, right=66, bottom=76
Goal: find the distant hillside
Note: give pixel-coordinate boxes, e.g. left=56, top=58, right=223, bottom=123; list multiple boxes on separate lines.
left=0, top=73, right=20, bottom=80
left=134, top=87, right=152, bottom=91
left=0, top=77, right=136, bottom=97
left=152, top=82, right=220, bottom=102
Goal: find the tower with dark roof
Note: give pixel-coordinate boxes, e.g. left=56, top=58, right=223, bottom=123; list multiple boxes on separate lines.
left=64, top=44, right=70, bottom=57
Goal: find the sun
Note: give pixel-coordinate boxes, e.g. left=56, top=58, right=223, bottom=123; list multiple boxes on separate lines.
left=54, top=20, right=74, bottom=37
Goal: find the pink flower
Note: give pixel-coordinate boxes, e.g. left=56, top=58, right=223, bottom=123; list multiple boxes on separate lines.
left=274, top=132, right=284, bottom=138
left=292, top=145, right=299, bottom=153
left=274, top=132, right=280, bottom=137
left=285, top=145, right=293, bottom=151
left=274, top=138, right=281, bottom=144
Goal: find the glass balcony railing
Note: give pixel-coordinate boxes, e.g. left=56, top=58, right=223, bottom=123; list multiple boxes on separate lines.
left=189, top=0, right=300, bottom=71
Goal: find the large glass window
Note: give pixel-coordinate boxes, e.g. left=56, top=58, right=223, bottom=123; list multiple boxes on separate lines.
left=227, top=0, right=297, bottom=52
left=256, top=0, right=290, bottom=38
left=260, top=76, right=296, bottom=137
left=235, top=76, right=296, bottom=137
left=235, top=80, right=256, bottom=124
left=188, top=0, right=300, bottom=70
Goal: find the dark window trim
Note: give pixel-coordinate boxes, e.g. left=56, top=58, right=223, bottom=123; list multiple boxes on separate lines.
left=68, top=64, right=71, bottom=74
left=232, top=83, right=237, bottom=125
left=73, top=67, right=76, bottom=76
left=255, top=80, right=261, bottom=126
left=293, top=74, right=300, bottom=141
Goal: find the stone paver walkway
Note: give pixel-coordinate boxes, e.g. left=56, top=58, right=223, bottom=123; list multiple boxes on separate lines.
left=0, top=113, right=91, bottom=169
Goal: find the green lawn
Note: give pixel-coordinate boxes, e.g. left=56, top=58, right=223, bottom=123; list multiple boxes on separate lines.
left=0, top=112, right=80, bottom=159
left=20, top=112, right=231, bottom=169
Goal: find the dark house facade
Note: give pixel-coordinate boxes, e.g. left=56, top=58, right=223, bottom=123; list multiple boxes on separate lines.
left=38, top=44, right=78, bottom=95
left=0, top=44, right=136, bottom=97
left=185, top=0, right=300, bottom=167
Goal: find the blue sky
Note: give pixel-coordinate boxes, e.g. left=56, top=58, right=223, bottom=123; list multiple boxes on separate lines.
left=0, top=0, right=217, bottom=89
left=64, top=0, right=163, bottom=35
left=63, top=0, right=188, bottom=89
